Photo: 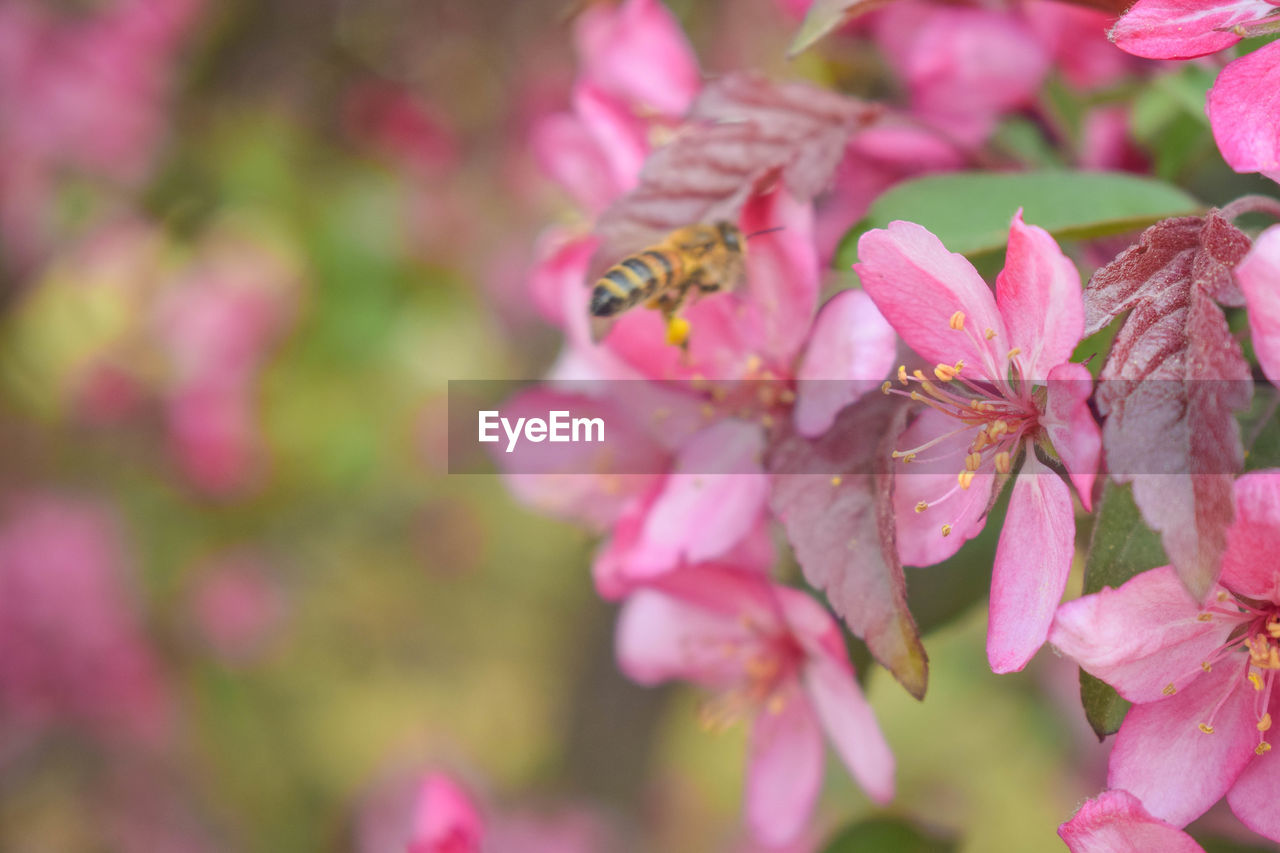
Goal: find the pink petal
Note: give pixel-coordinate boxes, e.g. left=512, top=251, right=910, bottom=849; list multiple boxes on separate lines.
left=986, top=452, right=1075, bottom=673
left=1058, top=789, right=1206, bottom=853
left=855, top=221, right=1009, bottom=381
left=1108, top=663, right=1259, bottom=827
left=1220, top=470, right=1280, bottom=603
left=1237, top=224, right=1280, bottom=387
left=792, top=289, right=898, bottom=437
left=1049, top=565, right=1240, bottom=703
left=1226, top=734, right=1280, bottom=843
left=893, top=408, right=996, bottom=566
left=1208, top=42, right=1280, bottom=175
left=745, top=695, right=825, bottom=848
left=573, top=0, right=701, bottom=117
left=995, top=211, right=1084, bottom=380
left=409, top=773, right=485, bottom=853
left=1044, top=362, right=1101, bottom=510
left=624, top=420, right=769, bottom=576
left=803, top=655, right=895, bottom=805
left=530, top=112, right=620, bottom=217
left=1109, top=0, right=1264, bottom=59
left=614, top=586, right=751, bottom=688
left=571, top=84, right=650, bottom=197
left=527, top=229, right=597, bottom=332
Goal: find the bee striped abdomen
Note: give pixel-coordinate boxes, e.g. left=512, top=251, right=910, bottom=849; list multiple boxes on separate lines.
left=589, top=250, right=682, bottom=318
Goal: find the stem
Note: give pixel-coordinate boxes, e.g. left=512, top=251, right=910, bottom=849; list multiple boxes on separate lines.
left=1220, top=195, right=1280, bottom=224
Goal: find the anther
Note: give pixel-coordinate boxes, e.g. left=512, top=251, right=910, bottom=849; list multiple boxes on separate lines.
left=915, top=501, right=928, bottom=513
left=941, top=524, right=952, bottom=537
left=989, top=420, right=1009, bottom=438
left=1197, top=613, right=1214, bottom=622
left=1199, top=723, right=1215, bottom=734
left=1250, top=672, right=1264, bottom=691
left=994, top=451, right=1012, bottom=474
left=898, top=365, right=909, bottom=385
left=1202, top=661, right=1213, bottom=672
left=958, top=470, right=975, bottom=490
left=949, top=311, right=965, bottom=331
left=1162, top=683, right=1177, bottom=696
left=831, top=476, right=843, bottom=487
left=1007, top=347, right=1022, bottom=359
left=745, top=354, right=763, bottom=374
left=1257, top=741, right=1271, bottom=755
left=965, top=452, right=982, bottom=471
left=901, top=453, right=916, bottom=463
left=984, top=328, right=996, bottom=340
left=935, top=363, right=958, bottom=381
left=881, top=380, right=892, bottom=395
left=1259, top=713, right=1272, bottom=732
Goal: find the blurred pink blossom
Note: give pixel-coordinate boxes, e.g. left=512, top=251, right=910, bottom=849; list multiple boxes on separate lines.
left=1059, top=790, right=1206, bottom=852
left=344, top=81, right=460, bottom=177
left=617, top=564, right=894, bottom=847
left=0, top=496, right=170, bottom=745
left=188, top=552, right=287, bottom=665
left=1237, top=224, right=1280, bottom=386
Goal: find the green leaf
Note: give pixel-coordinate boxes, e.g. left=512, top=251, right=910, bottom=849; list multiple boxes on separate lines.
left=1198, top=837, right=1280, bottom=853
left=834, top=171, right=1202, bottom=268
left=820, top=817, right=957, bottom=853
left=1077, top=481, right=1168, bottom=737
left=1241, top=384, right=1280, bottom=472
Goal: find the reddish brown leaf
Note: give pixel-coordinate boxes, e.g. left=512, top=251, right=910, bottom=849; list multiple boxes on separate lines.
left=767, top=394, right=927, bottom=699
left=1084, top=211, right=1253, bottom=601
left=589, top=73, right=879, bottom=279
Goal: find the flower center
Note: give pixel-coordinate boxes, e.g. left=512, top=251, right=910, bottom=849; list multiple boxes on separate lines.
left=697, top=620, right=804, bottom=732
left=880, top=311, right=1042, bottom=537
left=1176, top=592, right=1280, bottom=756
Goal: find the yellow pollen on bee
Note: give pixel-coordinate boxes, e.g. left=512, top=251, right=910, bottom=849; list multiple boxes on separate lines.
left=666, top=316, right=692, bottom=347
left=1199, top=723, right=1215, bottom=734
left=1162, top=683, right=1177, bottom=696
left=994, top=451, right=1012, bottom=474
left=935, top=363, right=959, bottom=381
left=1260, top=713, right=1273, bottom=732
left=941, top=524, right=953, bottom=537
left=984, top=328, right=996, bottom=340
left=915, top=501, right=928, bottom=513
left=1007, top=347, right=1022, bottom=359
left=898, top=365, right=909, bottom=385
left=831, top=476, right=843, bottom=487
left=958, top=470, right=975, bottom=490
left=1257, top=741, right=1272, bottom=755
left=1250, top=672, right=1265, bottom=691
left=949, top=311, right=965, bottom=331
left=965, top=452, right=982, bottom=471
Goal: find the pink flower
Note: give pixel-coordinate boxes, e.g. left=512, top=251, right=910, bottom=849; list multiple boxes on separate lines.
left=188, top=552, right=287, bottom=666
left=854, top=212, right=1100, bottom=673
left=617, top=565, right=894, bottom=847
left=407, top=774, right=485, bottom=853
left=1237, top=224, right=1280, bottom=386
left=1058, top=790, right=1206, bottom=853
left=1110, top=0, right=1280, bottom=177
left=1049, top=470, right=1280, bottom=841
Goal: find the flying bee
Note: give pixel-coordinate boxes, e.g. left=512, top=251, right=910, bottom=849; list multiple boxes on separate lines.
left=588, top=221, right=782, bottom=348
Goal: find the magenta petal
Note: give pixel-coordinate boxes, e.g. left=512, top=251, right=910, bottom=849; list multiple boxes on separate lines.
left=855, top=221, right=1008, bottom=379
left=530, top=113, right=620, bottom=217
left=893, top=409, right=995, bottom=566
left=793, top=290, right=898, bottom=437
left=614, top=587, right=749, bottom=688
left=995, top=211, right=1084, bottom=380
left=1058, top=789, right=1206, bottom=853
left=573, top=0, right=701, bottom=116
left=1208, top=43, right=1280, bottom=175
left=803, top=656, right=894, bottom=805
left=410, top=773, right=485, bottom=853
left=1220, top=470, right=1280, bottom=603
left=986, top=453, right=1075, bottom=673
left=745, top=695, right=825, bottom=848
left=1049, top=566, right=1239, bottom=703
left=1237, top=224, right=1280, bottom=388
left=1108, top=663, right=1258, bottom=827
left=1109, top=0, right=1263, bottom=59
left=1226, top=739, right=1280, bottom=843
left=1044, top=362, right=1100, bottom=510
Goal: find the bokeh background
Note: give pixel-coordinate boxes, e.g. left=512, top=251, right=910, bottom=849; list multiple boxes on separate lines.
left=0, top=1, right=1274, bottom=851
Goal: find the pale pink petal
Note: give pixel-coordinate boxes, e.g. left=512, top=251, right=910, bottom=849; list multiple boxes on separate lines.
left=792, top=289, right=898, bottom=437
left=1044, top=362, right=1101, bottom=510
left=1208, top=43, right=1280, bottom=175
left=1108, top=663, right=1259, bottom=827
left=1237, top=224, right=1280, bottom=387
left=995, top=211, right=1084, bottom=380
left=1059, top=789, right=1206, bottom=853
left=573, top=0, right=700, bottom=117
left=987, top=452, right=1076, bottom=673
left=1220, top=469, right=1280, bottom=603
left=409, top=773, right=485, bottom=853
left=1226, top=736, right=1280, bottom=843
left=1049, top=566, right=1241, bottom=703
left=855, top=221, right=1009, bottom=380
left=530, top=112, right=620, bottom=217
left=572, top=84, right=650, bottom=197
left=803, top=656, right=894, bottom=804
left=614, top=586, right=752, bottom=688
left=624, top=420, right=769, bottom=576
left=1110, top=0, right=1265, bottom=59
left=527, top=228, right=597, bottom=328
left=745, top=695, right=826, bottom=848
left=893, top=408, right=996, bottom=566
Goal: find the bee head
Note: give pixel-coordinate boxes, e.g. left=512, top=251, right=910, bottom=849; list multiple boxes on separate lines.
left=716, top=221, right=743, bottom=253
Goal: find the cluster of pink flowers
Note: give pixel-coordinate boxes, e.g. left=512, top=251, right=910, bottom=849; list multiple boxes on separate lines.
left=499, top=0, right=1280, bottom=848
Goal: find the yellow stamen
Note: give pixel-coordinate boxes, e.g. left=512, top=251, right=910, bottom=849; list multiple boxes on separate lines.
left=994, top=451, right=1012, bottom=474
left=949, top=311, right=965, bottom=331
left=1162, top=683, right=1177, bottom=696
left=901, top=453, right=916, bottom=464
left=1257, top=741, right=1272, bottom=755
left=973, top=429, right=990, bottom=452
left=898, top=365, right=909, bottom=385
left=1259, top=713, right=1273, bottom=732
left=831, top=476, right=842, bottom=487
left=958, top=470, right=975, bottom=490
left=941, top=524, right=952, bottom=537
left=988, top=420, right=1009, bottom=438
left=1199, top=723, right=1215, bottom=734
left=1197, top=613, right=1214, bottom=622
left=934, top=363, right=958, bottom=381
left=766, top=694, right=786, bottom=715
left=881, top=380, right=892, bottom=395
left=913, top=369, right=927, bottom=381
left=1006, top=347, right=1022, bottom=359
left=1202, top=661, right=1213, bottom=672
left=1250, top=672, right=1265, bottom=691
left=965, top=452, right=982, bottom=471
left=984, top=328, right=996, bottom=340
left=760, top=414, right=774, bottom=429
left=915, top=501, right=928, bottom=513
left=745, top=354, right=763, bottom=374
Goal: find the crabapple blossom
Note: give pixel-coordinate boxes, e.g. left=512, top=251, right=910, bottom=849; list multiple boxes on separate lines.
left=1058, top=790, right=1205, bottom=853
left=617, top=564, right=894, bottom=846
left=1236, top=224, right=1280, bottom=387
left=855, top=212, right=1099, bottom=673
left=1049, top=470, right=1280, bottom=841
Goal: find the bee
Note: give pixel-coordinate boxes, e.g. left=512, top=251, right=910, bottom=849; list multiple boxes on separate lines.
left=589, top=222, right=780, bottom=347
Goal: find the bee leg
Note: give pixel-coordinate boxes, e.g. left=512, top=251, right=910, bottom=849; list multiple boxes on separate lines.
left=658, top=286, right=694, bottom=352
